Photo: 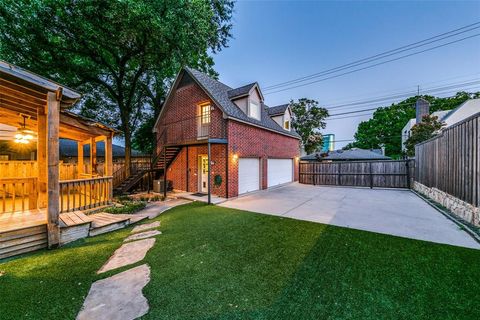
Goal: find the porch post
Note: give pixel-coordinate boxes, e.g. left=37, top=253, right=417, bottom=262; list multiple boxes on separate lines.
left=90, top=137, right=97, bottom=175
left=105, top=134, right=113, bottom=199
left=77, top=141, right=84, bottom=177
left=207, top=141, right=211, bottom=204
left=47, top=90, right=61, bottom=247
left=37, top=106, right=48, bottom=209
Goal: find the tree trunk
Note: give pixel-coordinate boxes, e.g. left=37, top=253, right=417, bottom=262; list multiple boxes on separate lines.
left=124, top=128, right=132, bottom=177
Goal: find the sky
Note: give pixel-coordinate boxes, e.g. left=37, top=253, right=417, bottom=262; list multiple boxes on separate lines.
left=212, top=0, right=480, bottom=149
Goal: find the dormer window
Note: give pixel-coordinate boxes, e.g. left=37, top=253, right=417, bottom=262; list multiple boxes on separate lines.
left=249, top=100, right=260, bottom=120
left=284, top=120, right=290, bottom=131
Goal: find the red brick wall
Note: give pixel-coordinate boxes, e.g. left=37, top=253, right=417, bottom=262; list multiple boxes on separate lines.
left=166, top=144, right=228, bottom=197
left=227, top=120, right=300, bottom=197
left=155, top=82, right=226, bottom=151
left=156, top=77, right=300, bottom=199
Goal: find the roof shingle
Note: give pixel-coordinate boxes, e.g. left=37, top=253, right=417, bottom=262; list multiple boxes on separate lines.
left=185, top=67, right=299, bottom=139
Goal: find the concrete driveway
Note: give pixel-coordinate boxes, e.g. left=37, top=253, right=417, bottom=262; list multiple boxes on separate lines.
left=220, top=183, right=479, bottom=249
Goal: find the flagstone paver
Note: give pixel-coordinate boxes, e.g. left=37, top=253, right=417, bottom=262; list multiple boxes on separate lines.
left=132, top=221, right=161, bottom=234
left=124, top=230, right=162, bottom=242
left=98, top=238, right=156, bottom=274
left=77, top=264, right=150, bottom=320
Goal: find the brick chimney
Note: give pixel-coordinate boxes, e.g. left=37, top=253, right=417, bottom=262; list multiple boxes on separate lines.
left=415, top=98, right=430, bottom=123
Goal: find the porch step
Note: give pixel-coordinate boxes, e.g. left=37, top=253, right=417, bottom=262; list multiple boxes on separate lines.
left=88, top=213, right=132, bottom=237
left=0, top=224, right=48, bottom=260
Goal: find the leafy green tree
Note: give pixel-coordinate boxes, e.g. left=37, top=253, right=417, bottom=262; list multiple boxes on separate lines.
left=132, top=114, right=156, bottom=155
left=290, top=98, right=329, bottom=155
left=0, top=0, right=233, bottom=174
left=345, top=91, right=479, bottom=158
left=404, top=115, right=445, bottom=157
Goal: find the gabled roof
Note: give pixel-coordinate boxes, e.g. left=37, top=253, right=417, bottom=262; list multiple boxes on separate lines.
left=155, top=67, right=299, bottom=139
left=301, top=148, right=391, bottom=161
left=227, top=82, right=257, bottom=99
left=267, top=104, right=289, bottom=116
left=185, top=68, right=298, bottom=138
left=0, top=60, right=81, bottom=103
left=441, top=98, right=480, bottom=127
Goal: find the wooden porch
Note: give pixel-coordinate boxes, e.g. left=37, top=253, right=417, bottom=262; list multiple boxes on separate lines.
left=0, top=60, right=118, bottom=258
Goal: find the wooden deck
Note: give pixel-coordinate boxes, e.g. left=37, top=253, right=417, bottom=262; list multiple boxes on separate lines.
left=0, top=209, right=46, bottom=233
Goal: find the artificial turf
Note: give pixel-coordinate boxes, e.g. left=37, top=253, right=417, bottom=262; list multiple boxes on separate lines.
left=1, top=202, right=479, bottom=319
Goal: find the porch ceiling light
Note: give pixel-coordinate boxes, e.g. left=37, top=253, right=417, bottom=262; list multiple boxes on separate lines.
left=14, top=130, right=34, bottom=144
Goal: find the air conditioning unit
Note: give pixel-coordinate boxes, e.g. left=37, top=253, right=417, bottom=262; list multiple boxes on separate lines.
left=153, top=180, right=172, bottom=193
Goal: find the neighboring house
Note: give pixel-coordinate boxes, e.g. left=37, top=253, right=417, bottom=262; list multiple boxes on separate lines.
left=0, top=139, right=146, bottom=162
left=153, top=67, right=301, bottom=199
left=401, top=98, right=480, bottom=152
left=301, top=148, right=391, bottom=162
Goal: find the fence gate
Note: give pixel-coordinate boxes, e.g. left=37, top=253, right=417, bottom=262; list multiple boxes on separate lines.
left=299, top=160, right=414, bottom=189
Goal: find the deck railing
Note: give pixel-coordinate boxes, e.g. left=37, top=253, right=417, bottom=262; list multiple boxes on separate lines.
left=59, top=176, right=113, bottom=213
left=0, top=177, right=38, bottom=213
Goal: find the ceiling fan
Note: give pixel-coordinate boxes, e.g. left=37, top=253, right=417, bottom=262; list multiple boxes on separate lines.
left=0, top=114, right=37, bottom=144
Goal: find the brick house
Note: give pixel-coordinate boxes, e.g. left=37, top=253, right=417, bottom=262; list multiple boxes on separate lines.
left=153, top=67, right=300, bottom=201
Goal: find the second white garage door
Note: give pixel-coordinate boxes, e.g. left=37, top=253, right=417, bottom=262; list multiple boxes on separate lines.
left=238, top=158, right=260, bottom=194
left=267, top=159, right=293, bottom=187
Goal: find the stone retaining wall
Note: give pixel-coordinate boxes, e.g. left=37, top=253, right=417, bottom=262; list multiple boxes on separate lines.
left=413, top=181, right=479, bottom=227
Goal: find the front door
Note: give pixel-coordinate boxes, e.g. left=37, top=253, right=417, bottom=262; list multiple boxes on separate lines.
left=199, top=155, right=209, bottom=193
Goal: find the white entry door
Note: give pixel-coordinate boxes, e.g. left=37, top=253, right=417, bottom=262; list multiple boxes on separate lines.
left=267, top=159, right=293, bottom=187
left=238, top=158, right=260, bottom=194
left=199, top=155, right=209, bottom=193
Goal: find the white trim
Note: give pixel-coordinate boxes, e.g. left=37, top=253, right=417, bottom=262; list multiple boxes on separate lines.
left=227, top=116, right=300, bottom=139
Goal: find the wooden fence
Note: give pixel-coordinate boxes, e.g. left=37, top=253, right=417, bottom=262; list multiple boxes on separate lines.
left=415, top=112, right=479, bottom=207
left=299, top=160, right=414, bottom=189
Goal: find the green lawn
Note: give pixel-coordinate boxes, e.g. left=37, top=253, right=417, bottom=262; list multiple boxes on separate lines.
left=1, top=202, right=479, bottom=319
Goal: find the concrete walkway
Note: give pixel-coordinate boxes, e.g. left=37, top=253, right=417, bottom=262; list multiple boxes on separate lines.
left=221, top=183, right=479, bottom=249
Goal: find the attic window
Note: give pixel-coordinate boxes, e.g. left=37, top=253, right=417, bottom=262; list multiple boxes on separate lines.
left=284, top=120, right=290, bottom=130
left=249, top=100, right=260, bottom=120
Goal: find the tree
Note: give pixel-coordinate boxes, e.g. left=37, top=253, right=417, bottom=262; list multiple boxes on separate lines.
left=290, top=98, right=329, bottom=155
left=345, top=91, right=479, bottom=158
left=404, top=115, right=445, bottom=157
left=0, top=0, right=233, bottom=174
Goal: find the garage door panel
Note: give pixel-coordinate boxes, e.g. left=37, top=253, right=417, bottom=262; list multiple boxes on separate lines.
left=268, top=159, right=293, bottom=187
left=239, top=158, right=260, bottom=194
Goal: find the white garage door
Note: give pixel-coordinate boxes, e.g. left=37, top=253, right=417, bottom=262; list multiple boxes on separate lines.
left=238, top=158, right=260, bottom=194
left=267, top=159, right=293, bottom=187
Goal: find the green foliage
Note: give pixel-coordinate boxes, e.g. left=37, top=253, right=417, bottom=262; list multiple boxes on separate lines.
left=346, top=91, right=479, bottom=158
left=290, top=98, right=329, bottom=154
left=132, top=114, right=156, bottom=155
left=105, top=199, right=146, bottom=214
left=0, top=0, right=234, bottom=163
left=404, top=115, right=445, bottom=156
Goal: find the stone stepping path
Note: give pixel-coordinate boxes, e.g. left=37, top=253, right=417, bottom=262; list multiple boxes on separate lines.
left=98, top=238, right=156, bottom=274
left=79, top=213, right=166, bottom=319
left=132, top=221, right=160, bottom=233
left=124, top=230, right=162, bottom=242
left=77, top=264, right=150, bottom=320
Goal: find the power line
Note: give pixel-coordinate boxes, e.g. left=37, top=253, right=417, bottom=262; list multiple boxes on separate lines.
left=326, top=86, right=480, bottom=119
left=318, top=72, right=480, bottom=106
left=325, top=79, right=480, bottom=111
left=264, top=22, right=480, bottom=91
left=264, top=33, right=480, bottom=95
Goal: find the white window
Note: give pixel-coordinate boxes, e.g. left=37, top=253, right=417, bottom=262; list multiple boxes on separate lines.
left=200, top=104, right=211, bottom=124
left=249, top=100, right=260, bottom=120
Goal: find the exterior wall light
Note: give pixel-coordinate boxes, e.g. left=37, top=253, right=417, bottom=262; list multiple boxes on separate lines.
left=232, top=153, right=238, bottom=161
